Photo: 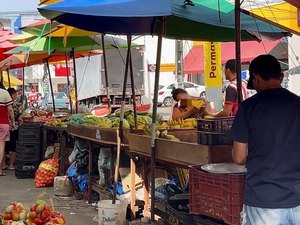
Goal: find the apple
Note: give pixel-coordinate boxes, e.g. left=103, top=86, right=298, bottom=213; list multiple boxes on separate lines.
left=11, top=210, right=19, bottom=221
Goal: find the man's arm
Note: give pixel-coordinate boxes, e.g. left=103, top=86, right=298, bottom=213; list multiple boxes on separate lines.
left=7, top=105, right=15, bottom=128
left=232, top=141, right=248, bottom=165
left=213, top=103, right=233, bottom=117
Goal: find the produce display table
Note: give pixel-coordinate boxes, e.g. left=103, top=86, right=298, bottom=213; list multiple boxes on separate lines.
left=66, top=124, right=133, bottom=204
left=42, top=125, right=70, bottom=175
left=127, top=131, right=233, bottom=219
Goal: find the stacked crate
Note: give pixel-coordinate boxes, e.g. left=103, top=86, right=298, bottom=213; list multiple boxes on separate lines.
left=189, top=117, right=244, bottom=225
left=15, top=123, right=42, bottom=179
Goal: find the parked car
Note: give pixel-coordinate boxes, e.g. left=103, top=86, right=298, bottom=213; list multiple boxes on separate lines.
left=41, top=92, right=69, bottom=110
left=157, top=81, right=206, bottom=107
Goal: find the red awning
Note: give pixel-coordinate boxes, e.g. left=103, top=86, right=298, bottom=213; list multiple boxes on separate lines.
left=183, top=40, right=281, bottom=74
left=284, top=0, right=300, bottom=8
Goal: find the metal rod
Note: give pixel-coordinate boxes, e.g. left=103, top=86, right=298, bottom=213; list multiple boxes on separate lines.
left=65, top=53, right=73, bottom=114
left=235, top=0, right=242, bottom=103
left=113, top=35, right=132, bottom=204
left=150, top=18, right=164, bottom=222
left=6, top=69, right=11, bottom=88
left=46, top=59, right=56, bottom=112
left=101, top=34, right=111, bottom=107
left=129, top=49, right=138, bottom=129
left=22, top=67, right=25, bottom=107
left=72, top=48, right=79, bottom=113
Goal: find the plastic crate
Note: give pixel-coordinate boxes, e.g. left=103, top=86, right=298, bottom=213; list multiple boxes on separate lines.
left=189, top=166, right=245, bottom=225
left=165, top=204, right=193, bottom=225
left=197, top=117, right=234, bottom=133
left=193, top=215, right=227, bottom=225
left=16, top=149, right=41, bottom=162
left=197, top=132, right=233, bottom=146
left=18, top=124, right=41, bottom=143
left=15, top=161, right=39, bottom=179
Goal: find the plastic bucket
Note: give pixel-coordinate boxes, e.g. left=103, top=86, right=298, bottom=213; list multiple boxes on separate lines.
left=98, top=200, right=127, bottom=225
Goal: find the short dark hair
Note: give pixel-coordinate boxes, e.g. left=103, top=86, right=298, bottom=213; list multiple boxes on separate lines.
left=225, top=59, right=236, bottom=72
left=247, top=54, right=281, bottom=89
left=171, top=88, right=187, bottom=101
left=7, top=87, right=17, bottom=96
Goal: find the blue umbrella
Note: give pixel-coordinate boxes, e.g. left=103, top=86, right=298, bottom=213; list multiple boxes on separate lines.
left=38, top=0, right=288, bottom=41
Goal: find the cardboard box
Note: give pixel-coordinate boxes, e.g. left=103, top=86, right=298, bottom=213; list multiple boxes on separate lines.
left=119, top=167, right=143, bottom=193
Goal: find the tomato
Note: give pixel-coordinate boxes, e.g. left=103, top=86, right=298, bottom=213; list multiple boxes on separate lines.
left=3, top=213, right=12, bottom=220
left=33, top=217, right=43, bottom=225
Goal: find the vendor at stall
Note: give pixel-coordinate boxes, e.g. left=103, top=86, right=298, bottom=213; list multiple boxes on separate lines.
left=171, top=88, right=210, bottom=120
left=206, top=59, right=248, bottom=117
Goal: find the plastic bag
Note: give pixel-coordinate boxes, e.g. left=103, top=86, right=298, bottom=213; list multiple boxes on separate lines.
left=35, top=158, right=59, bottom=188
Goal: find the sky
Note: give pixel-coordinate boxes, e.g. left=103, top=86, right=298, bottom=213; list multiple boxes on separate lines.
left=0, top=0, right=39, bottom=12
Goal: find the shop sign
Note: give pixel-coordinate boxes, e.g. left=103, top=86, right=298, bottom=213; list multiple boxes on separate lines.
left=148, top=63, right=176, bottom=72
left=204, top=42, right=222, bottom=88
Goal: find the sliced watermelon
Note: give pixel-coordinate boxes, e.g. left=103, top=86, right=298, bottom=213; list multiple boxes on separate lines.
left=91, top=105, right=112, bottom=117
left=136, top=104, right=151, bottom=114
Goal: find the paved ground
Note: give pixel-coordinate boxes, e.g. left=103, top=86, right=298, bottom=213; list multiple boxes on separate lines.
left=0, top=170, right=98, bottom=225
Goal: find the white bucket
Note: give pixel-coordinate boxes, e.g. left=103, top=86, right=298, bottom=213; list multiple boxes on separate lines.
left=98, top=200, right=127, bottom=225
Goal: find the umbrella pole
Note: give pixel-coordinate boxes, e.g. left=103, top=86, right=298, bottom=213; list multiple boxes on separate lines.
left=22, top=67, right=25, bottom=108
left=65, top=53, right=73, bottom=114
left=129, top=52, right=138, bottom=129
left=46, top=59, right=56, bottom=112
left=72, top=48, right=79, bottom=113
left=6, top=69, right=11, bottom=88
left=150, top=18, right=164, bottom=222
left=101, top=34, right=110, bottom=107
left=113, top=35, right=132, bottom=204
left=235, top=0, right=242, bottom=103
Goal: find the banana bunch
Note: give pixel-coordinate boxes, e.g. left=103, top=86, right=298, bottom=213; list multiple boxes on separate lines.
left=182, top=118, right=197, bottom=128
left=160, top=130, right=180, bottom=142
left=144, top=125, right=160, bottom=137
left=167, top=118, right=197, bottom=129
left=156, top=122, right=169, bottom=130
left=167, top=119, right=184, bottom=129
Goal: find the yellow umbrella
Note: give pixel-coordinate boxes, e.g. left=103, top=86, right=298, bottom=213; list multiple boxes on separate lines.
left=1, top=71, right=28, bottom=87
left=8, top=33, right=36, bottom=44
left=247, top=2, right=300, bottom=36
left=39, top=0, right=62, bottom=5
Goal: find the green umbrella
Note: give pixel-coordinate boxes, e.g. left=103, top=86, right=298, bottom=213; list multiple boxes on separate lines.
left=5, top=35, right=130, bottom=55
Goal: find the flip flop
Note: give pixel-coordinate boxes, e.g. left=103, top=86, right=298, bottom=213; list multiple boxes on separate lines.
left=0, top=173, right=6, bottom=176
left=8, top=167, right=15, bottom=171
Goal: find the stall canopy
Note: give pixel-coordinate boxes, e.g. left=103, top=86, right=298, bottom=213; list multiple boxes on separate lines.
left=284, top=0, right=300, bottom=8
left=38, top=0, right=290, bottom=42
left=1, top=71, right=28, bottom=87
left=184, top=40, right=285, bottom=74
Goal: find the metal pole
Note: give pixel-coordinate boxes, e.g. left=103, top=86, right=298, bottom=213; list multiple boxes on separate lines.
left=150, top=18, right=164, bottom=222
left=113, top=35, right=132, bottom=204
left=101, top=34, right=111, bottom=107
left=72, top=48, right=79, bottom=113
left=129, top=50, right=138, bottom=129
left=6, top=69, right=11, bottom=88
left=22, top=67, right=25, bottom=108
left=235, top=0, right=242, bottom=103
left=46, top=59, right=56, bottom=112
left=65, top=53, right=73, bottom=114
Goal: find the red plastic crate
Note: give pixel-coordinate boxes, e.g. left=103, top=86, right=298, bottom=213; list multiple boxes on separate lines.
left=189, top=165, right=245, bottom=225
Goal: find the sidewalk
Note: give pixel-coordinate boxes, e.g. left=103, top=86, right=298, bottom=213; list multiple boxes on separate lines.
left=0, top=170, right=97, bottom=225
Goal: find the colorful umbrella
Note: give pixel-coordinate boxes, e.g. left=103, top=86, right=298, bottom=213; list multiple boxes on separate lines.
left=1, top=71, right=28, bottom=87
left=8, top=33, right=36, bottom=44
left=39, top=0, right=62, bottom=5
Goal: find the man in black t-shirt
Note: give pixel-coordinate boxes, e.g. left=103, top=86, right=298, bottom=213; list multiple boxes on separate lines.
left=231, top=54, right=300, bottom=224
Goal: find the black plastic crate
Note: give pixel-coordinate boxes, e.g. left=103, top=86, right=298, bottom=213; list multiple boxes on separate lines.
left=16, top=142, right=40, bottom=154
left=15, top=170, right=35, bottom=179
left=193, top=215, right=227, bottom=225
left=18, top=124, right=41, bottom=143
left=197, top=132, right=233, bottom=146
left=16, top=150, right=40, bottom=162
left=197, top=117, right=234, bottom=133
left=165, top=204, right=193, bottom=225
left=15, top=161, right=39, bottom=173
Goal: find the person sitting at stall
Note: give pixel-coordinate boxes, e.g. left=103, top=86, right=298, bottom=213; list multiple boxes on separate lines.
left=171, top=88, right=210, bottom=120
left=206, top=59, right=248, bottom=117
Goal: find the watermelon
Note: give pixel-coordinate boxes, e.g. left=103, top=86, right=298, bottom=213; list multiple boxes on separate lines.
left=114, top=106, right=133, bottom=116
left=91, top=105, right=111, bottom=117
left=136, top=104, right=151, bottom=114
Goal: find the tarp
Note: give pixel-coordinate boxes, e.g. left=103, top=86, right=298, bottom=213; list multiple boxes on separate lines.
left=284, top=0, right=300, bottom=8
left=38, top=0, right=289, bottom=42
left=184, top=40, right=283, bottom=74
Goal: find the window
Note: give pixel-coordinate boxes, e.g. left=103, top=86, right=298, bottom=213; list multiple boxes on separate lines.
left=184, top=82, right=195, bottom=88
left=167, top=84, right=175, bottom=89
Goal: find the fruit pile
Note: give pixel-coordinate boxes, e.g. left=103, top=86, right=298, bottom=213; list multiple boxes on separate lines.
left=0, top=200, right=66, bottom=225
